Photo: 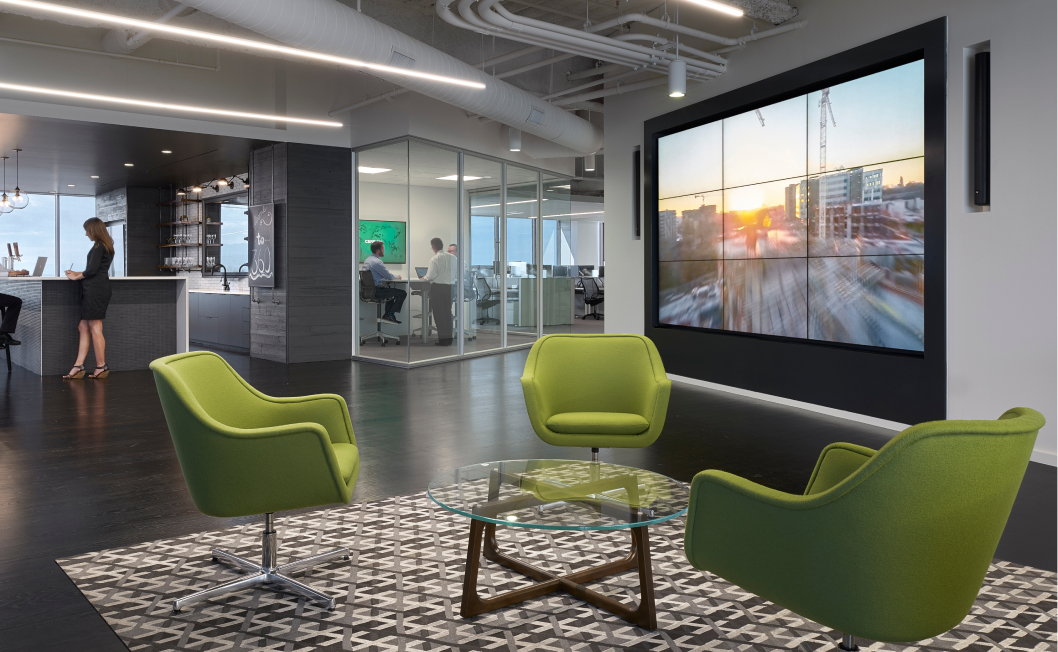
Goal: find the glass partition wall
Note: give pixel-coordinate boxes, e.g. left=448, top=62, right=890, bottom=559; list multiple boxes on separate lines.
left=354, top=138, right=574, bottom=367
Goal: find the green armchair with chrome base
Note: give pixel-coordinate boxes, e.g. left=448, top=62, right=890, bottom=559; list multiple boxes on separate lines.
left=683, top=407, right=1045, bottom=651
left=521, top=334, right=671, bottom=461
left=150, top=351, right=360, bottom=612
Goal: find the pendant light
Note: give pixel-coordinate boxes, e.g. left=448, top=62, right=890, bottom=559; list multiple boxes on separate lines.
left=9, top=148, right=27, bottom=209
left=0, top=156, right=12, bottom=214
left=668, top=0, right=687, bottom=98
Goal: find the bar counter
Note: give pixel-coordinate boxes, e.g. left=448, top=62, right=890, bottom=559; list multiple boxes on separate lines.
left=0, top=276, right=188, bottom=375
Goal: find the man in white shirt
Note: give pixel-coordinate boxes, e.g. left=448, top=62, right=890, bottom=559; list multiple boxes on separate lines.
left=420, top=237, right=455, bottom=346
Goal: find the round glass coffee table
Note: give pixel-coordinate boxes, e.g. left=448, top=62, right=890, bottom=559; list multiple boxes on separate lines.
left=428, top=459, right=689, bottom=630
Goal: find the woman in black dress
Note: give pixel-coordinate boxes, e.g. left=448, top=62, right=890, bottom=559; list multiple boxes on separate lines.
left=63, top=218, right=114, bottom=379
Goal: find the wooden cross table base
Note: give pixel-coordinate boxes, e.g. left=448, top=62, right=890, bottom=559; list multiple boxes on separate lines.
left=460, top=519, right=657, bottom=630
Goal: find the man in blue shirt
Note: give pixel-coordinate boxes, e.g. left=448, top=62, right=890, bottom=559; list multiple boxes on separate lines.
left=363, top=241, right=406, bottom=324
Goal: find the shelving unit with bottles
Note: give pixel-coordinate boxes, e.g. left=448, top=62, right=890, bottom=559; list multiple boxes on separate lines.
left=202, top=202, right=225, bottom=275
left=157, top=197, right=204, bottom=271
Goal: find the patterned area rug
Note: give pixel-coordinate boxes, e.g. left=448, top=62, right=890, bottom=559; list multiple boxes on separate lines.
left=58, top=493, right=1057, bottom=652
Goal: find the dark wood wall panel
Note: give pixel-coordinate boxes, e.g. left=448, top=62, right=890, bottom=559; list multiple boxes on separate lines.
left=248, top=142, right=350, bottom=364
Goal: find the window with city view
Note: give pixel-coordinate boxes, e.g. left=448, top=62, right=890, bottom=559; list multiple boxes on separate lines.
left=657, top=59, right=925, bottom=351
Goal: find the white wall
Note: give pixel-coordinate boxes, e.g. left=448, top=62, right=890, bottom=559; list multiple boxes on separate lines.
left=574, top=221, right=601, bottom=267
left=604, top=0, right=1058, bottom=463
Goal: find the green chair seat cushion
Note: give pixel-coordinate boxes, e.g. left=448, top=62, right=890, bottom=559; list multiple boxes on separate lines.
left=331, top=443, right=360, bottom=483
left=546, top=412, right=650, bottom=435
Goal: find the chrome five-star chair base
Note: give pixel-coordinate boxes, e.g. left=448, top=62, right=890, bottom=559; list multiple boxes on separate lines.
left=173, top=513, right=350, bottom=613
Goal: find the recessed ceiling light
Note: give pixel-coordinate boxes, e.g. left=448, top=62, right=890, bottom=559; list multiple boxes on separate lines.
left=161, top=150, right=172, bottom=154
left=124, top=163, right=133, bottom=167
left=91, top=175, right=99, bottom=179
left=357, top=166, right=391, bottom=174
left=0, top=0, right=486, bottom=89
left=67, top=184, right=74, bottom=187
left=437, top=175, right=487, bottom=181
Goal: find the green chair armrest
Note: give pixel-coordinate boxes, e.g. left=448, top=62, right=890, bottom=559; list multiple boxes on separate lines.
left=170, top=417, right=354, bottom=518
left=252, top=393, right=356, bottom=446
left=684, top=470, right=848, bottom=632
left=804, top=442, right=877, bottom=495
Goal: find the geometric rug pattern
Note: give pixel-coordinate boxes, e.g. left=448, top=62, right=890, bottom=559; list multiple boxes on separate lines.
left=57, top=493, right=1058, bottom=652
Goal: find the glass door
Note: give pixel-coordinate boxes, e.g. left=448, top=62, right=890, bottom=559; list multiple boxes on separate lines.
left=542, top=175, right=573, bottom=334
left=505, top=165, right=539, bottom=346
left=462, top=155, right=504, bottom=354
left=356, top=141, right=410, bottom=364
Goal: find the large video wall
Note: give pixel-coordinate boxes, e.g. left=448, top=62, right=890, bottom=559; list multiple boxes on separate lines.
left=657, top=60, right=924, bottom=352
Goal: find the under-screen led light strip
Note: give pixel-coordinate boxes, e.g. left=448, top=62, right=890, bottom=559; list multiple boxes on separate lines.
left=0, top=0, right=486, bottom=89
left=0, top=81, right=343, bottom=126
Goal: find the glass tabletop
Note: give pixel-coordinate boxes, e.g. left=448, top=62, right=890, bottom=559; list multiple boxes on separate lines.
left=427, top=460, right=690, bottom=531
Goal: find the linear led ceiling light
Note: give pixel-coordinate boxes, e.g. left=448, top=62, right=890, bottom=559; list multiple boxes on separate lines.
left=357, top=167, right=392, bottom=174
left=685, top=0, right=744, bottom=17
left=0, top=0, right=486, bottom=90
left=472, top=199, right=546, bottom=208
left=437, top=175, right=487, bottom=181
left=0, top=82, right=343, bottom=126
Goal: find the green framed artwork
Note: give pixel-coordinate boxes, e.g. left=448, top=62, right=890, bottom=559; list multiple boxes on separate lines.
left=359, top=220, right=407, bottom=263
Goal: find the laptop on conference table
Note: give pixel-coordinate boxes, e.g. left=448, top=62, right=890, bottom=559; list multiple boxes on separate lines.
left=32, top=256, right=47, bottom=277
left=415, top=266, right=428, bottom=278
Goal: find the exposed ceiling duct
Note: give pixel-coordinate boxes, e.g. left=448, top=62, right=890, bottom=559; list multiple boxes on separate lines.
left=101, top=1, right=196, bottom=54
left=174, top=0, right=604, bottom=155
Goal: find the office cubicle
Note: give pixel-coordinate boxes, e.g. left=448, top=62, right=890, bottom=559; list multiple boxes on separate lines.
left=354, top=137, right=576, bottom=367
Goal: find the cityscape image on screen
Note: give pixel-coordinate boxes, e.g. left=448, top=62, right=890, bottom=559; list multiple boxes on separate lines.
left=657, top=60, right=925, bottom=351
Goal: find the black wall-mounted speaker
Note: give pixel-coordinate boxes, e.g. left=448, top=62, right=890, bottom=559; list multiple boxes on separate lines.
left=974, top=51, right=990, bottom=206
left=632, top=148, right=641, bottom=238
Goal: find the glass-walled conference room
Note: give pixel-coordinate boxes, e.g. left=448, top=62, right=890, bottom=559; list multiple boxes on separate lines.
left=354, top=137, right=576, bottom=366
left=1, top=193, right=125, bottom=277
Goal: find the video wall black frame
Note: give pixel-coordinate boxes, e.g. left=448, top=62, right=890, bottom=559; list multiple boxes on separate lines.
left=643, top=18, right=946, bottom=425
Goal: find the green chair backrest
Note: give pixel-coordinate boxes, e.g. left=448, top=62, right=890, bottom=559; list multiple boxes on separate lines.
left=527, top=334, right=665, bottom=417
left=156, top=351, right=278, bottom=430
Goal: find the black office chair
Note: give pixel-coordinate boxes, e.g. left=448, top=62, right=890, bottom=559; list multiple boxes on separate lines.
left=475, top=277, right=501, bottom=325
left=0, top=304, right=20, bottom=372
left=581, top=277, right=604, bottom=320
left=359, top=270, right=400, bottom=347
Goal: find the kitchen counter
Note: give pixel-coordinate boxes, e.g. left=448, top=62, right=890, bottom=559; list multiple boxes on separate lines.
left=190, top=288, right=250, bottom=296
left=0, top=276, right=188, bottom=374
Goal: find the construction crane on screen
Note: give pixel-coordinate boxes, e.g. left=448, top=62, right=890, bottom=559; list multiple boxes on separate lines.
left=818, top=88, right=837, bottom=239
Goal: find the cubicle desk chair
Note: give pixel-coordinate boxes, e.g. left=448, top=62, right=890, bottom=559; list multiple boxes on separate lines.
left=581, top=277, right=604, bottom=320
left=475, top=277, right=501, bottom=325
left=358, top=270, right=401, bottom=347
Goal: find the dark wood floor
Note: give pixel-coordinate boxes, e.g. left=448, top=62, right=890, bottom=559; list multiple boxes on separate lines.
left=0, top=347, right=1053, bottom=651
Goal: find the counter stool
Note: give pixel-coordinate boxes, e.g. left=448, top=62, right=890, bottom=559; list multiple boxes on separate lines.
left=358, top=270, right=400, bottom=347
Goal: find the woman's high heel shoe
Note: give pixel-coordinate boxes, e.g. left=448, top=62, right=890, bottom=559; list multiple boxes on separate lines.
left=89, top=363, right=110, bottom=379
left=63, top=364, right=85, bottom=379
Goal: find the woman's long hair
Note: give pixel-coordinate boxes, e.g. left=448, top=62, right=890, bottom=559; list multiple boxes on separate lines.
left=83, top=217, right=114, bottom=254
